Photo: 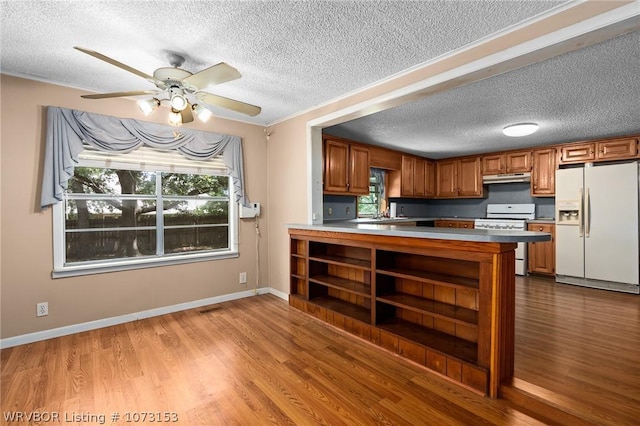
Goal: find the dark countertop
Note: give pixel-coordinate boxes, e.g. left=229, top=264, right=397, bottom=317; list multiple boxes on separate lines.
left=287, top=223, right=551, bottom=243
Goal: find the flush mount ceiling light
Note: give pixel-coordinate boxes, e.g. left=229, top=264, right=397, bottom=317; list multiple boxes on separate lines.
left=503, top=123, right=539, bottom=137
left=75, top=47, right=262, bottom=126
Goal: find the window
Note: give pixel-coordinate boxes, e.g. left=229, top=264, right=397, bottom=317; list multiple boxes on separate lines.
left=52, top=147, right=238, bottom=277
left=358, top=169, right=385, bottom=217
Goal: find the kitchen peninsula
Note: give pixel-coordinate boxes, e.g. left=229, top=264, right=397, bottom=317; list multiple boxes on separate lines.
left=288, top=223, right=549, bottom=397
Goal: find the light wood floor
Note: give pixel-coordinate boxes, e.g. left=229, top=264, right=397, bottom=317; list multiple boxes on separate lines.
left=1, top=275, right=638, bottom=425
left=511, top=275, right=640, bottom=426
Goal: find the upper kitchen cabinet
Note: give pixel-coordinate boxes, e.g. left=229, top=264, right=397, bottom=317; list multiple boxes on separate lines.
left=323, top=137, right=370, bottom=195
left=481, top=151, right=531, bottom=175
left=531, top=148, right=556, bottom=196
left=388, top=155, right=435, bottom=198
left=436, top=156, right=483, bottom=198
left=558, top=137, right=639, bottom=165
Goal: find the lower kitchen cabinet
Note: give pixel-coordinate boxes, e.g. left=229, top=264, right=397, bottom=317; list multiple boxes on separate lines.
left=527, top=223, right=555, bottom=275
left=289, top=228, right=519, bottom=397
left=434, top=220, right=475, bottom=229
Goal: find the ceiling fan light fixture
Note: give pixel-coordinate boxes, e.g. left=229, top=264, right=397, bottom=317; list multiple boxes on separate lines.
left=168, top=108, right=182, bottom=126
left=169, top=87, right=188, bottom=111
left=137, top=97, right=160, bottom=115
left=193, top=104, right=213, bottom=122
left=503, top=123, right=539, bottom=137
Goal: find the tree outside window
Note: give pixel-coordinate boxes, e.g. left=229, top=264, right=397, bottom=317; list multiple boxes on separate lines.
left=64, top=167, right=230, bottom=264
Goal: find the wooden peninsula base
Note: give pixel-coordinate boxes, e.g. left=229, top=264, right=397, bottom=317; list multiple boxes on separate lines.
left=288, top=226, right=527, bottom=397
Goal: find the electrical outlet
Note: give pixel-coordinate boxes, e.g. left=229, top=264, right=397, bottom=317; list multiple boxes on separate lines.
left=36, top=302, right=48, bottom=317
left=239, top=272, right=247, bottom=284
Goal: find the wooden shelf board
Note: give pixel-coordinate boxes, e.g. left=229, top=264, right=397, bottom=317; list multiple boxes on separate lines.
left=309, top=254, right=371, bottom=270
left=309, top=275, right=371, bottom=297
left=378, top=318, right=478, bottom=364
left=291, top=253, right=306, bottom=259
left=377, top=293, right=478, bottom=328
left=309, top=296, right=371, bottom=323
left=291, top=274, right=306, bottom=280
left=377, top=268, right=479, bottom=291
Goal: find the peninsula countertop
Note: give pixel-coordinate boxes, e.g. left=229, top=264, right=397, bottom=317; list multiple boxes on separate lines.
left=287, top=222, right=551, bottom=243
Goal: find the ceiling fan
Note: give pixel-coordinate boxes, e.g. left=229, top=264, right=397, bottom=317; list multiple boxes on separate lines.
left=74, top=46, right=261, bottom=125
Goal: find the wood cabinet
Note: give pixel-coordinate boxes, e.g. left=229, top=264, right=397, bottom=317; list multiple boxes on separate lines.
left=481, top=151, right=531, bottom=175
left=323, top=138, right=370, bottom=195
left=425, top=160, right=436, bottom=197
left=531, top=148, right=556, bottom=196
left=527, top=223, right=555, bottom=276
left=434, top=220, right=475, bottom=229
left=389, top=155, right=435, bottom=198
left=437, top=157, right=483, bottom=198
left=559, top=137, right=638, bottom=164
left=289, top=228, right=519, bottom=397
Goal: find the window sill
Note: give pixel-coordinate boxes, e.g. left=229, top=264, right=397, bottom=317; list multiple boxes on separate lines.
left=52, top=250, right=239, bottom=278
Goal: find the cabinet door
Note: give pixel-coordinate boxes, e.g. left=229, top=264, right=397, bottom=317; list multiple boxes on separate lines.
left=482, top=154, right=505, bottom=175
left=324, top=139, right=349, bottom=193
left=401, top=155, right=415, bottom=196
left=349, top=145, right=371, bottom=195
left=527, top=224, right=555, bottom=275
left=559, top=143, right=596, bottom=164
left=506, top=151, right=532, bottom=173
left=414, top=158, right=426, bottom=197
left=596, top=138, right=638, bottom=160
left=436, top=160, right=457, bottom=197
left=424, top=160, right=436, bottom=197
left=531, top=148, right=556, bottom=196
left=457, top=157, right=483, bottom=197
left=456, top=220, right=475, bottom=229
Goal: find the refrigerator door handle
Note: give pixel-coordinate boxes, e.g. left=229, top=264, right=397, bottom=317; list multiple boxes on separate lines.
left=578, top=188, right=584, bottom=237
left=585, top=188, right=591, bottom=238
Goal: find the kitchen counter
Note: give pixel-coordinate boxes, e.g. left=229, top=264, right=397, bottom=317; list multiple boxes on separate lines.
left=527, top=219, right=556, bottom=224
left=288, top=222, right=550, bottom=243
left=288, top=223, right=542, bottom=398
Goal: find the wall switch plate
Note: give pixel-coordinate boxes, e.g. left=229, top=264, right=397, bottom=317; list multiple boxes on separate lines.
left=239, top=272, right=247, bottom=284
left=37, top=302, right=48, bottom=317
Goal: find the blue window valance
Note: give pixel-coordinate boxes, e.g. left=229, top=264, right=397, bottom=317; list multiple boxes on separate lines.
left=41, top=106, right=247, bottom=209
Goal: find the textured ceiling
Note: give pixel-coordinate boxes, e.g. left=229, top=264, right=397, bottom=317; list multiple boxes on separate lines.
left=1, top=1, right=638, bottom=158
left=327, top=30, right=640, bottom=158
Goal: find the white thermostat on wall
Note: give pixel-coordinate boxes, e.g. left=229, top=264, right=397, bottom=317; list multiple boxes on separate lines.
left=239, top=202, right=261, bottom=219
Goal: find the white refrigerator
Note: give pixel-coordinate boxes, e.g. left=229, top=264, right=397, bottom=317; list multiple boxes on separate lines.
left=555, top=161, right=639, bottom=294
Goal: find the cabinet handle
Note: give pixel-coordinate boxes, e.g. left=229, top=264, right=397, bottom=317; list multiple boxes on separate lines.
left=539, top=227, right=543, bottom=231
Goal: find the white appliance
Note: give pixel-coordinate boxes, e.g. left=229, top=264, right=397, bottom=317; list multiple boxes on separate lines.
left=555, top=161, right=639, bottom=294
left=474, top=203, right=535, bottom=276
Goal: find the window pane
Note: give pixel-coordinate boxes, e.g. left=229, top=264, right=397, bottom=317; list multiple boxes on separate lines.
left=65, top=229, right=156, bottom=263
left=67, top=168, right=156, bottom=195
left=162, top=173, right=229, bottom=197
left=164, top=226, right=229, bottom=254
left=163, top=200, right=229, bottom=225
left=65, top=200, right=156, bottom=229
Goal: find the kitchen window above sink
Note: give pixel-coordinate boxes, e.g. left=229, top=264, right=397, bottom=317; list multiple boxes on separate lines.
left=358, top=168, right=386, bottom=218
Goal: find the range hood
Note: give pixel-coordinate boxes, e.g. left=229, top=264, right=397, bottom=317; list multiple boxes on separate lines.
left=483, top=172, right=531, bottom=184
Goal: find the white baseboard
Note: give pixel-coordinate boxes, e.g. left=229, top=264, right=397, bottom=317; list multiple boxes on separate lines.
left=1, top=287, right=277, bottom=349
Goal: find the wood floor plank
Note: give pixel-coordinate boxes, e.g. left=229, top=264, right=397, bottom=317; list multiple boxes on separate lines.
left=2, top=279, right=638, bottom=425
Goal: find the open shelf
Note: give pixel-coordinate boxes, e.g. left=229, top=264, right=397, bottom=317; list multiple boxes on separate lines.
left=378, top=318, right=478, bottom=364
left=309, top=296, right=371, bottom=323
left=309, top=254, right=371, bottom=270
left=309, top=274, right=371, bottom=297
left=377, top=293, right=478, bottom=328
left=377, top=268, right=479, bottom=292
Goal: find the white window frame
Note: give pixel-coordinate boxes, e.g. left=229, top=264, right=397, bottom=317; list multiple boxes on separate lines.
left=52, top=147, right=239, bottom=278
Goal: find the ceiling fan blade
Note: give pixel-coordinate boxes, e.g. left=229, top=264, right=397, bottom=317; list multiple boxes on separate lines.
left=74, top=46, right=155, bottom=82
left=81, top=90, right=159, bottom=99
left=181, top=103, right=194, bottom=123
left=182, top=62, right=241, bottom=90
left=195, top=92, right=261, bottom=117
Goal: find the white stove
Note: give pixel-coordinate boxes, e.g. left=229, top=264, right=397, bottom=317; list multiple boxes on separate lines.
left=474, top=204, right=535, bottom=275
